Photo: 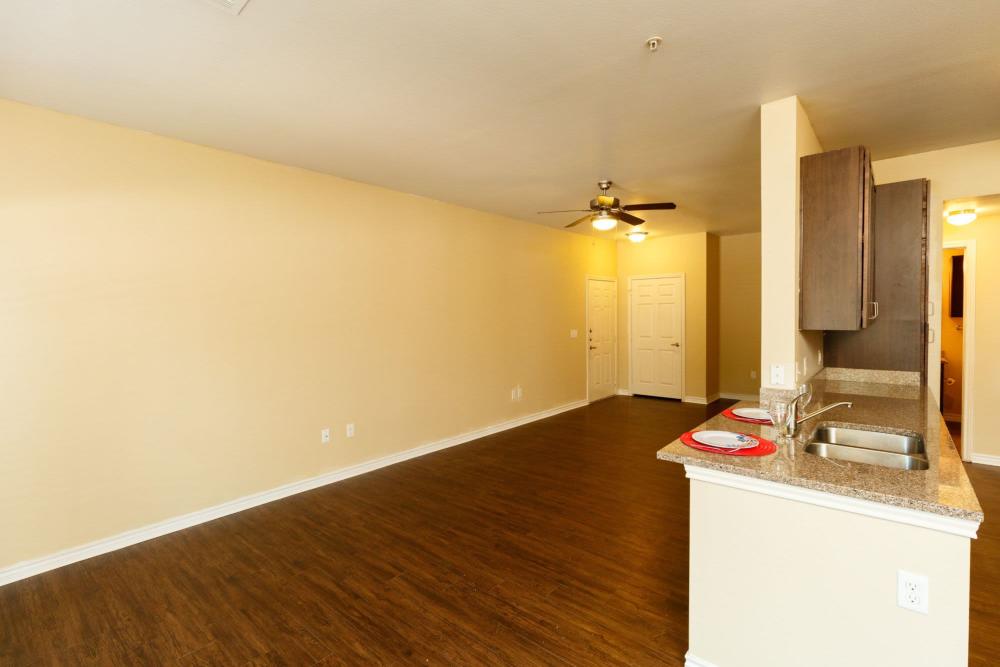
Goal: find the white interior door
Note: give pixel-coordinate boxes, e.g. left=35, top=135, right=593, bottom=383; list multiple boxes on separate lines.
left=587, top=278, right=617, bottom=401
left=630, top=275, right=684, bottom=399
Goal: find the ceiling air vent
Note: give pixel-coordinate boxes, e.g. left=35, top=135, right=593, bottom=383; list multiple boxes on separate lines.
left=201, top=0, right=251, bottom=15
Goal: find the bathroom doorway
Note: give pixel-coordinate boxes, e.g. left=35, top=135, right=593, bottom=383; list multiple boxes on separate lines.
left=940, top=245, right=966, bottom=449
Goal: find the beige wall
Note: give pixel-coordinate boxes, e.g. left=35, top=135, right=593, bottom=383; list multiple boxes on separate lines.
left=689, top=480, right=970, bottom=667
left=940, top=248, right=965, bottom=420
left=874, top=139, right=1000, bottom=461
left=943, top=213, right=1000, bottom=458
left=874, top=138, right=1000, bottom=404
left=760, top=96, right=824, bottom=391
left=616, top=232, right=714, bottom=401
left=706, top=234, right=720, bottom=399
left=0, top=99, right=617, bottom=569
left=719, top=233, right=762, bottom=397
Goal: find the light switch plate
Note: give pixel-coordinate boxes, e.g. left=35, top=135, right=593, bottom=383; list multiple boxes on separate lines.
left=770, top=364, right=785, bottom=386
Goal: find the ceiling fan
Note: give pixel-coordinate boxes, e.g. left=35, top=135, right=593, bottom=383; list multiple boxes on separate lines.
left=537, top=180, right=676, bottom=230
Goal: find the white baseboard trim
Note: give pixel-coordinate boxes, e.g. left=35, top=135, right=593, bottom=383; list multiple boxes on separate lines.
left=616, top=388, right=633, bottom=396
left=0, top=399, right=588, bottom=587
left=685, top=652, right=721, bottom=667
left=720, top=392, right=759, bottom=402
left=685, top=465, right=981, bottom=538
left=683, top=395, right=708, bottom=405
left=971, top=453, right=1000, bottom=467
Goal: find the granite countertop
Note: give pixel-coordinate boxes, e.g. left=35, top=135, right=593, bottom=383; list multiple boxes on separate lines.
left=656, top=379, right=983, bottom=522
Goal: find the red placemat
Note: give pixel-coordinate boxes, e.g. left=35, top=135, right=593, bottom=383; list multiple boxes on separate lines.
left=721, top=406, right=771, bottom=425
left=680, top=431, right=777, bottom=457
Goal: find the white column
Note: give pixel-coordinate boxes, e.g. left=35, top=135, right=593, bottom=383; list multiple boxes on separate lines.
left=759, top=95, right=824, bottom=391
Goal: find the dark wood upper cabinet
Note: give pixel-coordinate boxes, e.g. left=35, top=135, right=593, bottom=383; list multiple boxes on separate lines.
left=799, top=146, right=874, bottom=331
left=824, top=179, right=929, bottom=376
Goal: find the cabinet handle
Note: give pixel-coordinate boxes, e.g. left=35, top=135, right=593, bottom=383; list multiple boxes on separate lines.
left=869, top=301, right=879, bottom=320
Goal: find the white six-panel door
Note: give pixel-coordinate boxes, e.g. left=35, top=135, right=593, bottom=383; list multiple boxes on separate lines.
left=630, top=275, right=684, bottom=399
left=586, top=277, right=617, bottom=402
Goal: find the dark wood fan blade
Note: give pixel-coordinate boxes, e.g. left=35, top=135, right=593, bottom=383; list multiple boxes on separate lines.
left=538, top=209, right=590, bottom=214
left=617, top=210, right=645, bottom=226
left=564, top=214, right=592, bottom=228
left=622, top=202, right=677, bottom=211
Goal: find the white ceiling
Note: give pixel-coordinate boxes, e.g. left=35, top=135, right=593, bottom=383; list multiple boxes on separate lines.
left=2, top=1, right=1000, bottom=238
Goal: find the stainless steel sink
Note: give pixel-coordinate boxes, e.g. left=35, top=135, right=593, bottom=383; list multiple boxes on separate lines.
left=804, top=442, right=929, bottom=470
left=805, top=426, right=928, bottom=470
left=811, top=426, right=925, bottom=455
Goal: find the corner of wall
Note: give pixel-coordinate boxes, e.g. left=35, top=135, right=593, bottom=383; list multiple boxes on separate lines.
left=760, top=94, right=824, bottom=390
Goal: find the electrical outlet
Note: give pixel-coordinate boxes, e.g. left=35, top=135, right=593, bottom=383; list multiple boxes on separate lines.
left=321, top=428, right=331, bottom=444
left=570, top=329, right=578, bottom=339
left=897, top=570, right=929, bottom=614
left=516, top=385, right=523, bottom=401
left=346, top=423, right=355, bottom=438
left=770, top=364, right=785, bottom=386
left=750, top=369, right=757, bottom=380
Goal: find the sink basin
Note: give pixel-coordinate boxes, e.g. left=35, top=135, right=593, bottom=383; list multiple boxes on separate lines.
left=805, top=426, right=928, bottom=470
left=804, top=442, right=929, bottom=470
left=811, top=426, right=924, bottom=455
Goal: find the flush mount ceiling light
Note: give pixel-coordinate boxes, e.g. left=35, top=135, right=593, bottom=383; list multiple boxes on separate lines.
left=947, top=209, right=977, bottom=226
left=591, top=211, right=618, bottom=231
left=200, top=0, right=251, bottom=15
left=626, top=230, right=648, bottom=243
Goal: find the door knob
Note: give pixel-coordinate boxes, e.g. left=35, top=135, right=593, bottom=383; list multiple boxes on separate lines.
left=671, top=342, right=680, bottom=347
left=589, top=346, right=598, bottom=350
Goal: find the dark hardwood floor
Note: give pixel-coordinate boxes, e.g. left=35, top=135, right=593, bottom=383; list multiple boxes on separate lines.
left=2, top=396, right=999, bottom=665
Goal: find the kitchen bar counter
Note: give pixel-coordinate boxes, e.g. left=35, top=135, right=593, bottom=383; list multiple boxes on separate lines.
left=657, top=378, right=983, bottom=522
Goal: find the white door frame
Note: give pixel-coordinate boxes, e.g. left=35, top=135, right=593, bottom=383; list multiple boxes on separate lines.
left=943, top=240, right=976, bottom=462
left=627, top=273, right=686, bottom=399
left=585, top=275, right=618, bottom=402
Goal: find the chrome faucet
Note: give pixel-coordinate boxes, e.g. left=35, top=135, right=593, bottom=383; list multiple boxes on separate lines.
left=779, top=393, right=854, bottom=438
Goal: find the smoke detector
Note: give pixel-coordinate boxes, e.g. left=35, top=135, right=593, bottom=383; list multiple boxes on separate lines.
left=201, top=0, right=251, bottom=15
left=645, top=36, right=663, bottom=52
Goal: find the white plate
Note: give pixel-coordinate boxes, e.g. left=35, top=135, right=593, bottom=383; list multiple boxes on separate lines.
left=692, top=430, right=759, bottom=449
left=732, top=407, right=772, bottom=422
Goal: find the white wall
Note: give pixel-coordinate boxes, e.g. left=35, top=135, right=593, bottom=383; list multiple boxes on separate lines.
left=689, top=480, right=970, bottom=667
left=760, top=96, right=824, bottom=391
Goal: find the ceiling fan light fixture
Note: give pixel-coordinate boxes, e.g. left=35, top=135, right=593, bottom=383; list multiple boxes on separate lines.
left=626, top=230, right=648, bottom=243
left=591, top=212, right=618, bottom=231
left=947, top=209, right=976, bottom=226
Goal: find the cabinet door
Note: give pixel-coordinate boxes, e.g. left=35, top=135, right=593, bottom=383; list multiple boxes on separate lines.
left=860, top=148, right=875, bottom=328
left=799, top=146, right=869, bottom=331
left=824, top=179, right=928, bottom=373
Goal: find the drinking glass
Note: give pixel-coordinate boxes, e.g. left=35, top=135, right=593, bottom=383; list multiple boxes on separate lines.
left=797, top=382, right=814, bottom=411
left=768, top=400, right=789, bottom=438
